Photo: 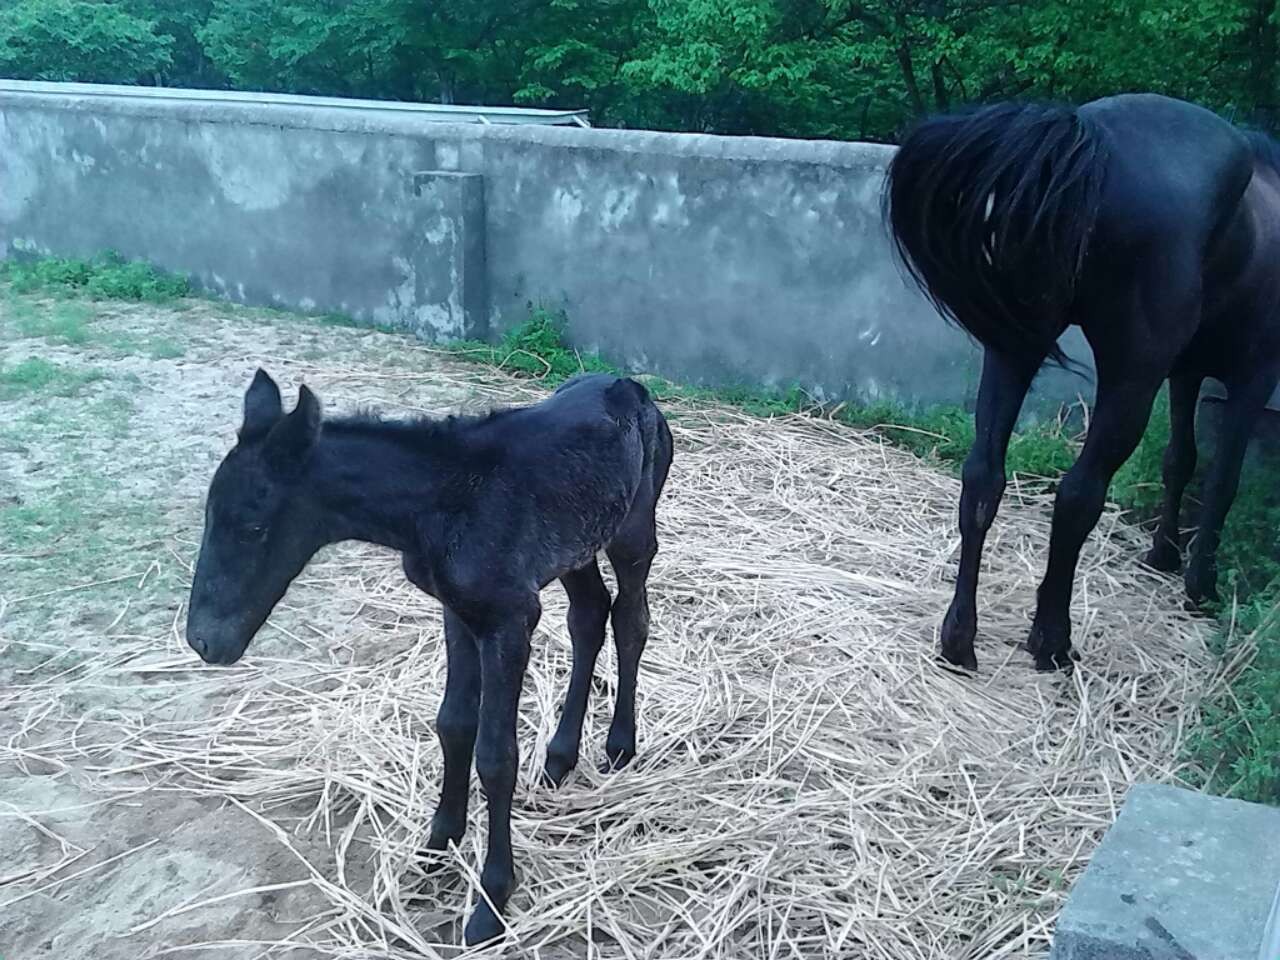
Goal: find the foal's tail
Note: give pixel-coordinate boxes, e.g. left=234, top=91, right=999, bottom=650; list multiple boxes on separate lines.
left=884, top=102, right=1107, bottom=369
left=605, top=377, right=673, bottom=499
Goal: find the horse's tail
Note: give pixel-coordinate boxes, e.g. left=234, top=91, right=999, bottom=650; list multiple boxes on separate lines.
left=884, top=102, right=1107, bottom=369
left=1246, top=129, right=1280, bottom=177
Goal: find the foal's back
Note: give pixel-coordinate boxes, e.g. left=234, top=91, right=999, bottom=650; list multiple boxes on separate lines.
left=459, top=373, right=670, bottom=585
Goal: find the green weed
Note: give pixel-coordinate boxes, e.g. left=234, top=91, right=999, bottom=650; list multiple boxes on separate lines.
left=0, top=358, right=106, bottom=398
left=16, top=302, right=95, bottom=344
left=0, top=251, right=189, bottom=302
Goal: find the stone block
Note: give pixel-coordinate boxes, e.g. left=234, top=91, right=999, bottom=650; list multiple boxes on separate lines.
left=1051, top=783, right=1280, bottom=960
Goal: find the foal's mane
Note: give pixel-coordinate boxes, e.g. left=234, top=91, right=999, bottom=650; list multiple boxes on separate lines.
left=323, top=406, right=514, bottom=450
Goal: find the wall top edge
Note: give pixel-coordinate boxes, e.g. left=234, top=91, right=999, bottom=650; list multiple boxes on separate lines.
left=0, top=79, right=896, bottom=170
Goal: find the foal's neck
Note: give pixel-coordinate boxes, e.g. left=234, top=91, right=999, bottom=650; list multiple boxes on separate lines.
left=308, top=418, right=465, bottom=554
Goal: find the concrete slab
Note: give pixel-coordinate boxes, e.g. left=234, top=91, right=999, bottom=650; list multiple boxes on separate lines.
left=1051, top=784, right=1280, bottom=960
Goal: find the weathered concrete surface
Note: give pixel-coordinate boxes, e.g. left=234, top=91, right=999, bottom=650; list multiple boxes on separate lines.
left=1051, top=783, right=1280, bottom=960
left=0, top=79, right=1097, bottom=411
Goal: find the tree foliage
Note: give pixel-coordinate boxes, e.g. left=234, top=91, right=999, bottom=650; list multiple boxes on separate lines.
left=0, top=0, right=1276, bottom=138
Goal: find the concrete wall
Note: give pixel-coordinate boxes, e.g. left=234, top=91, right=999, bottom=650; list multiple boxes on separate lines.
left=0, top=79, right=1107, bottom=414
left=7, top=80, right=1278, bottom=440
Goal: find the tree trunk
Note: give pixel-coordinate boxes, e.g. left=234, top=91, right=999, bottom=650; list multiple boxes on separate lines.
left=1247, top=0, right=1279, bottom=129
left=930, top=59, right=949, bottom=111
left=896, top=43, right=925, bottom=115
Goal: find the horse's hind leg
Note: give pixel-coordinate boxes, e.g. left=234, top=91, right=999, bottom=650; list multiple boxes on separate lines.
left=1184, top=372, right=1277, bottom=606
left=942, top=348, right=1041, bottom=670
left=603, top=496, right=659, bottom=773
left=1029, top=374, right=1165, bottom=670
left=1145, top=372, right=1205, bottom=572
left=543, top=560, right=612, bottom=787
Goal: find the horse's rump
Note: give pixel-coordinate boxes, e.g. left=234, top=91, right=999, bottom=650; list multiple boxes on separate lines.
left=884, top=101, right=1107, bottom=369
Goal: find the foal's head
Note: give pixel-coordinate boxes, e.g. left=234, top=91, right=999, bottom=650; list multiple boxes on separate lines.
left=186, top=370, right=323, bottom=665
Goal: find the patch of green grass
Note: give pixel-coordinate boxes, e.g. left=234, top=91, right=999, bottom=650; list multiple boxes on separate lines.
left=102, top=331, right=186, bottom=360
left=1189, top=590, right=1280, bottom=803
left=0, top=358, right=106, bottom=399
left=448, top=308, right=617, bottom=382
left=311, top=310, right=399, bottom=335
left=16, top=302, right=95, bottom=344
left=0, top=251, right=189, bottom=302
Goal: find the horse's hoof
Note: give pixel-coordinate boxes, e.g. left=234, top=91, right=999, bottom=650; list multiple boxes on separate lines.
left=938, top=644, right=979, bottom=672
left=1033, top=647, right=1078, bottom=673
left=463, top=901, right=506, bottom=946
left=1184, top=563, right=1220, bottom=610
left=1142, top=545, right=1181, bottom=573
left=1183, top=596, right=1217, bottom=617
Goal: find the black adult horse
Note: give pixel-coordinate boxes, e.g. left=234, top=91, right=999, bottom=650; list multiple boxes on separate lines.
left=186, top=370, right=673, bottom=944
left=886, top=93, right=1280, bottom=672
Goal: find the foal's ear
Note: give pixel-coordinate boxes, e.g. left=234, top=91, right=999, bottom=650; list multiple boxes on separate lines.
left=241, top=369, right=283, bottom=441
left=263, top=384, right=322, bottom=471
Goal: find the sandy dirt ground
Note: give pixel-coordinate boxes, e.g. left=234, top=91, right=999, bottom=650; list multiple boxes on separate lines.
left=0, top=292, right=1218, bottom=959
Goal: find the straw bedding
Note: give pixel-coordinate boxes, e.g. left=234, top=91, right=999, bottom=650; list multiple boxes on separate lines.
left=5, top=358, right=1218, bottom=958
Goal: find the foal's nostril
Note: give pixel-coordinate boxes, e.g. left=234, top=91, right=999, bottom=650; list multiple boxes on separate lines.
left=189, top=634, right=208, bottom=657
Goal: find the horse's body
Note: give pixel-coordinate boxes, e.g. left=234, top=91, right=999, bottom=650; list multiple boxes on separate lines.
left=886, top=93, right=1280, bottom=671
left=186, top=370, right=673, bottom=944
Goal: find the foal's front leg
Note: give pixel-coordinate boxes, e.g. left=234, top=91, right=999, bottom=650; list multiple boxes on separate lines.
left=465, top=600, right=539, bottom=946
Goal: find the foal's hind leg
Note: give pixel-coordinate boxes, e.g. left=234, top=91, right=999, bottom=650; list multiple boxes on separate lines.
left=1184, top=374, right=1277, bottom=606
left=1145, top=373, right=1204, bottom=572
left=543, top=561, right=612, bottom=787
left=424, top=606, right=480, bottom=855
left=603, top=520, right=657, bottom=773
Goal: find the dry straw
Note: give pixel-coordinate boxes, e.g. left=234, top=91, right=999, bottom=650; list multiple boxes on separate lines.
left=5, top=361, right=1223, bottom=958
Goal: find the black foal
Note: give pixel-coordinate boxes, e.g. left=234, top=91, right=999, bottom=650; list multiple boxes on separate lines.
left=186, top=370, right=673, bottom=944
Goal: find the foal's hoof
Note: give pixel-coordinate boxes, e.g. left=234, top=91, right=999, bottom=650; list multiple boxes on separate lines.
left=601, top=744, right=635, bottom=774
left=1142, top=544, right=1182, bottom=573
left=412, top=847, right=457, bottom=883
left=463, top=900, right=506, bottom=946
left=541, top=753, right=576, bottom=789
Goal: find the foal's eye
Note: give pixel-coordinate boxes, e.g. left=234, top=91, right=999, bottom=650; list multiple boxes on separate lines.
left=236, top=524, right=267, bottom=544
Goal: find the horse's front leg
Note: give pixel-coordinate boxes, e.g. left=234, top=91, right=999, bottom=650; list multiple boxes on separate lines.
left=941, top=348, right=1040, bottom=670
left=1029, top=376, right=1163, bottom=670
left=465, top=598, right=539, bottom=947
